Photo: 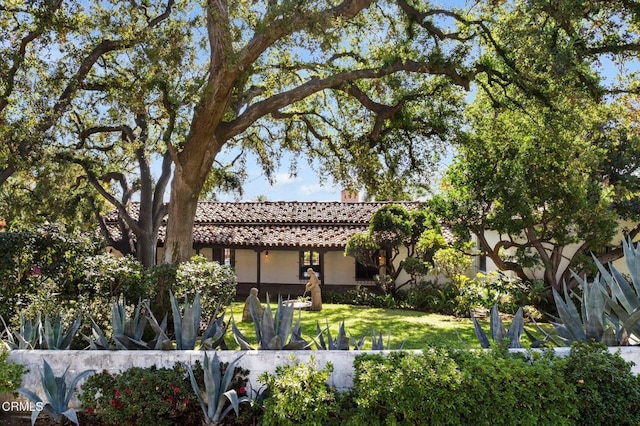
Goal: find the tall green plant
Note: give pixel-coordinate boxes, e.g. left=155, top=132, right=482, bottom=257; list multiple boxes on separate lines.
left=170, top=291, right=228, bottom=350
left=17, top=359, right=93, bottom=426
left=42, top=314, right=81, bottom=350
left=1, top=314, right=40, bottom=350
left=184, top=352, right=250, bottom=426
left=471, top=305, right=526, bottom=348
left=232, top=294, right=308, bottom=350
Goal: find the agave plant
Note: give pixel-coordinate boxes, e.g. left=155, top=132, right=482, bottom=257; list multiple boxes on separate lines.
left=42, top=314, right=81, bottom=350
left=315, top=320, right=351, bottom=350
left=82, top=318, right=111, bottom=350
left=171, top=291, right=202, bottom=350
left=471, top=305, right=525, bottom=349
left=545, top=279, right=626, bottom=345
left=371, top=328, right=406, bottom=350
left=17, top=359, right=94, bottom=426
left=592, top=237, right=640, bottom=343
left=1, top=313, right=41, bottom=349
left=111, top=298, right=170, bottom=350
left=169, top=291, right=228, bottom=350
left=232, top=294, right=309, bottom=350
left=184, top=352, right=250, bottom=426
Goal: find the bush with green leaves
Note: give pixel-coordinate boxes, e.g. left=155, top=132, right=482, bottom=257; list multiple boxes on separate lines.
left=563, top=341, right=640, bottom=425
left=0, top=349, right=26, bottom=394
left=259, top=356, right=341, bottom=426
left=404, top=280, right=458, bottom=313
left=452, top=348, right=578, bottom=425
left=0, top=224, right=101, bottom=319
left=174, top=255, right=237, bottom=315
left=79, top=364, right=200, bottom=426
left=350, top=350, right=464, bottom=425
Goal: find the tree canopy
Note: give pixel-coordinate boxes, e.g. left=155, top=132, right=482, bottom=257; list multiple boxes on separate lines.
left=2, top=0, right=640, bottom=269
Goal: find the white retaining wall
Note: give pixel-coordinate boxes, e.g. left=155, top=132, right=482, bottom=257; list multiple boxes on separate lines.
left=6, top=348, right=640, bottom=408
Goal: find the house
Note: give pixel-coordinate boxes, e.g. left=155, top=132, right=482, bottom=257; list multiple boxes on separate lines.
left=104, top=191, right=428, bottom=296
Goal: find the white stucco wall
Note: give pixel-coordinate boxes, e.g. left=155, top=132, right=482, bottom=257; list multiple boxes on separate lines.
left=7, top=347, right=640, bottom=409
left=235, top=249, right=257, bottom=283
left=323, top=251, right=357, bottom=285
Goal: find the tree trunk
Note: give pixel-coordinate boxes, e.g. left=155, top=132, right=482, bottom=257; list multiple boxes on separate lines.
left=163, top=171, right=202, bottom=264
left=163, top=139, right=220, bottom=263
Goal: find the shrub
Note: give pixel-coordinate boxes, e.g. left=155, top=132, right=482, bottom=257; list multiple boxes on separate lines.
left=563, top=341, right=640, bottom=425
left=0, top=350, right=26, bottom=394
left=404, top=280, right=458, bottom=313
left=259, top=356, right=341, bottom=425
left=350, top=350, right=464, bottom=425
left=79, top=364, right=200, bottom=426
left=452, top=348, right=578, bottom=425
left=0, top=225, right=101, bottom=319
left=174, top=255, right=237, bottom=315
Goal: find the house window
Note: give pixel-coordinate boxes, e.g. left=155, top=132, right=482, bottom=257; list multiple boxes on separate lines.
left=479, top=254, right=487, bottom=272
left=355, top=261, right=379, bottom=280
left=299, top=250, right=320, bottom=279
left=213, top=248, right=235, bottom=267
left=356, top=249, right=384, bottom=280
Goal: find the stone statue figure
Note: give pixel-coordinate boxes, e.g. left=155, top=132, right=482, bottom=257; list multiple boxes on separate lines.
left=242, top=287, right=264, bottom=322
left=305, top=268, right=322, bottom=311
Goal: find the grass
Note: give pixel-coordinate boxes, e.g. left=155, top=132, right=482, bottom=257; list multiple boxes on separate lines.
left=224, top=302, right=549, bottom=350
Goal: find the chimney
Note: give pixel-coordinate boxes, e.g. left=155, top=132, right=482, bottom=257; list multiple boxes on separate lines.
left=341, top=189, right=359, bottom=203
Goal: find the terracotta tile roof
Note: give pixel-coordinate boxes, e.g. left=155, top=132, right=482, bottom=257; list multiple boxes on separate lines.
left=104, top=201, right=422, bottom=249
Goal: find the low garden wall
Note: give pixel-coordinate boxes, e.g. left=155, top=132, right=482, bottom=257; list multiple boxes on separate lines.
left=7, top=347, right=640, bottom=408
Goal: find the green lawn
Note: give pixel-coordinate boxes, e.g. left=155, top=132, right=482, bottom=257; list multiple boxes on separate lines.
left=225, top=302, right=547, bottom=350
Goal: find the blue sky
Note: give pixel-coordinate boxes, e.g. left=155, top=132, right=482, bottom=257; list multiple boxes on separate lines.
left=215, top=151, right=344, bottom=202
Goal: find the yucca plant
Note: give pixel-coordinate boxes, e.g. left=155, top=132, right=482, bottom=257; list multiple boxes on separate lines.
left=232, top=294, right=309, bottom=350
left=17, top=359, right=94, bottom=426
left=471, top=305, right=525, bottom=348
left=1, top=313, right=41, bottom=349
left=184, top=352, right=250, bottom=426
left=42, top=314, right=81, bottom=350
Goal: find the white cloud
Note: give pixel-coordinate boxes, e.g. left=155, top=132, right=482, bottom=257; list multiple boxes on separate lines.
left=272, top=173, right=299, bottom=186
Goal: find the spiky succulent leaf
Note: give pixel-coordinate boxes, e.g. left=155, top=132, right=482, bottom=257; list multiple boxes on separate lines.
left=489, top=305, right=506, bottom=344
left=471, top=311, right=491, bottom=349
left=505, top=308, right=524, bottom=348
left=552, top=285, right=587, bottom=342
left=231, top=315, right=255, bottom=350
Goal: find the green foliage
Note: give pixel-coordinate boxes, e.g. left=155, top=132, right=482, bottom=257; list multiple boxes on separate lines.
left=0, top=349, right=26, bottom=394
left=0, top=225, right=101, bottom=319
left=174, top=256, right=237, bottom=315
left=454, top=272, right=532, bottom=315
left=451, top=349, right=578, bottom=426
left=260, top=356, right=340, bottom=426
left=350, top=350, right=464, bottom=425
left=403, top=281, right=458, bottom=314
left=79, top=364, right=199, bottom=426
left=185, top=352, right=251, bottom=425
left=351, top=349, right=578, bottom=426
left=80, top=254, right=148, bottom=301
left=345, top=204, right=449, bottom=292
left=1, top=313, right=41, bottom=350
left=563, top=341, right=640, bottom=426
left=17, top=359, right=94, bottom=426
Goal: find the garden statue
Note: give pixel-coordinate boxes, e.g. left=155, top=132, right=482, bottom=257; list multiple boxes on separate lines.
left=305, top=268, right=322, bottom=311
left=242, top=287, right=264, bottom=322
